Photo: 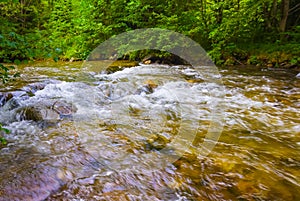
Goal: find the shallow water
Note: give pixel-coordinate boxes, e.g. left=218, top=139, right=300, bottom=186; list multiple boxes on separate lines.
left=0, top=61, right=299, bottom=200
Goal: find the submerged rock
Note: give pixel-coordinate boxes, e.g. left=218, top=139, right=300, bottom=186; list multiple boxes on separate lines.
left=146, top=133, right=172, bottom=150
left=52, top=100, right=76, bottom=117
left=0, top=147, right=102, bottom=201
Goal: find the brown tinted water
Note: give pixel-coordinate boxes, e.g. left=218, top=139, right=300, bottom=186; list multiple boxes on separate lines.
left=0, top=62, right=299, bottom=200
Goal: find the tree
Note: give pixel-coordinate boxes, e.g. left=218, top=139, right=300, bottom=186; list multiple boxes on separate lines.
left=0, top=0, right=299, bottom=63
left=279, top=0, right=290, bottom=32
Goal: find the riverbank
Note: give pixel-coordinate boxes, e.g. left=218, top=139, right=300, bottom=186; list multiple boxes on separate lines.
left=86, top=42, right=300, bottom=69
left=217, top=42, right=300, bottom=68
left=2, top=42, right=300, bottom=77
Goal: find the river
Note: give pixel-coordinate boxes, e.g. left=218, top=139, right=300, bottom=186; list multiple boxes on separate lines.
left=0, top=61, right=299, bottom=200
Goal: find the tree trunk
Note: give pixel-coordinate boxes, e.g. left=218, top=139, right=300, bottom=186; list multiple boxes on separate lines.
left=263, top=3, right=271, bottom=30
left=270, top=0, right=277, bottom=27
left=213, top=0, right=223, bottom=24
left=279, top=0, right=290, bottom=32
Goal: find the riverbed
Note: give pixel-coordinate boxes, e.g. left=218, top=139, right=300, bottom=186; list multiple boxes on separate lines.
left=0, top=61, right=299, bottom=200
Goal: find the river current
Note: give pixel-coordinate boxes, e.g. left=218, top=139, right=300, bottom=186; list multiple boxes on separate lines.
left=0, top=61, right=299, bottom=200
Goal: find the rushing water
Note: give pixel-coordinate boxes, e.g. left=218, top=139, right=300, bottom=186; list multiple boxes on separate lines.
left=0, top=61, right=299, bottom=200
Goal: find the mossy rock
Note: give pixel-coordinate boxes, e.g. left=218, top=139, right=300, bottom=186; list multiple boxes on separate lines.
left=84, top=60, right=139, bottom=74
left=141, top=54, right=188, bottom=65
left=106, top=60, right=139, bottom=73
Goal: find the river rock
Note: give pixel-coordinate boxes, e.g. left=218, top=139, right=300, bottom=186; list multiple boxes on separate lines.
left=17, top=105, right=60, bottom=122
left=52, top=100, right=77, bottom=118
left=0, top=80, right=59, bottom=108
left=21, top=82, right=49, bottom=96
left=135, top=80, right=158, bottom=95
left=105, top=60, right=139, bottom=74
left=142, top=54, right=188, bottom=65
left=146, top=133, right=172, bottom=150
left=142, top=55, right=162, bottom=64
left=0, top=91, right=29, bottom=110
left=16, top=100, right=77, bottom=123
left=0, top=92, right=13, bottom=107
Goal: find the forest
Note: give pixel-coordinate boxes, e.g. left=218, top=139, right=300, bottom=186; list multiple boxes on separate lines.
left=1, top=1, right=300, bottom=200
left=0, top=0, right=300, bottom=66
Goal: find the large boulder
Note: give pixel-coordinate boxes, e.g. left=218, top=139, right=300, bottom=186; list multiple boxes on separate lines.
left=142, top=54, right=188, bottom=65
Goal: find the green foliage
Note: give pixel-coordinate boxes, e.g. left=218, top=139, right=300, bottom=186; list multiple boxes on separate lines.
left=0, top=63, right=20, bottom=84
left=0, top=0, right=299, bottom=64
left=248, top=56, right=259, bottom=65
left=0, top=32, right=36, bottom=62
left=0, top=124, right=9, bottom=145
left=290, top=57, right=300, bottom=65
left=0, top=61, right=16, bottom=144
left=0, top=64, right=17, bottom=144
left=0, top=137, right=7, bottom=145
